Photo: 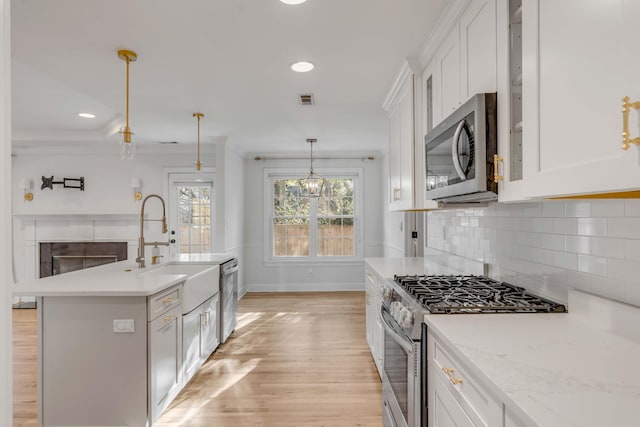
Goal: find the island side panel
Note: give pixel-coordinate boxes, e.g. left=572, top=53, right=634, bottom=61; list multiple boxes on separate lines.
left=40, top=295, right=148, bottom=427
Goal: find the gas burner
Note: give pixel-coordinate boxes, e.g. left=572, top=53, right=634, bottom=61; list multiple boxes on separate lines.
left=393, top=274, right=566, bottom=314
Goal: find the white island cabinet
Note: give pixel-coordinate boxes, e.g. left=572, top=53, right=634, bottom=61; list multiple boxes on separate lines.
left=14, top=258, right=229, bottom=427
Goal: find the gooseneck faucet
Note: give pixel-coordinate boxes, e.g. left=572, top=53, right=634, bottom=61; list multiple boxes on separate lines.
left=136, top=194, right=170, bottom=268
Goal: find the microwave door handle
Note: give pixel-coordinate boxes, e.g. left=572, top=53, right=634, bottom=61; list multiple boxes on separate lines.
left=451, top=120, right=467, bottom=181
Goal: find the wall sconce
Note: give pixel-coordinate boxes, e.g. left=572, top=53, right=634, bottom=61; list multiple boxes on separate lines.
left=131, top=177, right=142, bottom=201
left=20, top=178, right=33, bottom=202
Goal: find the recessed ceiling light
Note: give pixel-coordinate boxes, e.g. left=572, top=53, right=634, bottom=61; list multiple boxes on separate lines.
left=77, top=113, right=96, bottom=119
left=280, top=0, right=307, bottom=4
left=291, top=61, right=314, bottom=73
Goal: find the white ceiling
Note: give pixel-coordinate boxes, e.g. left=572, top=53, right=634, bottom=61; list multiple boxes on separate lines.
left=10, top=0, right=447, bottom=156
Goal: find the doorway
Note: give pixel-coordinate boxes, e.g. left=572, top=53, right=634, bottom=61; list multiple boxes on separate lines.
left=167, top=172, right=214, bottom=256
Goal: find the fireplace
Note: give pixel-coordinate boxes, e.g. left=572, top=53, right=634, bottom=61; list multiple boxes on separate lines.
left=40, top=242, right=128, bottom=278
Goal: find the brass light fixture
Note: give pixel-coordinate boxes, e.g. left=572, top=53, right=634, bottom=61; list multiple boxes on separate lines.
left=193, top=113, right=204, bottom=173
left=118, top=49, right=137, bottom=160
left=298, top=138, right=327, bottom=198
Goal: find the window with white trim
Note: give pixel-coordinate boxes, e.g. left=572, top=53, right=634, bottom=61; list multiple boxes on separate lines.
left=267, top=170, right=362, bottom=261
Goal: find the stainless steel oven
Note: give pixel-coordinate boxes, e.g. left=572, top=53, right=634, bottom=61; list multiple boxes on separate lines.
left=380, top=284, right=427, bottom=427
left=424, top=92, right=498, bottom=203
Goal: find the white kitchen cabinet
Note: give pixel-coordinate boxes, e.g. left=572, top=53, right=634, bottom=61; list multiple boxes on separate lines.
left=183, top=294, right=219, bottom=385
left=430, top=367, right=476, bottom=427
left=386, top=67, right=415, bottom=211
left=427, top=330, right=503, bottom=427
left=149, top=300, right=183, bottom=423
left=365, top=266, right=384, bottom=376
left=498, top=0, right=640, bottom=199
left=435, top=26, right=462, bottom=125
left=460, top=0, right=497, bottom=100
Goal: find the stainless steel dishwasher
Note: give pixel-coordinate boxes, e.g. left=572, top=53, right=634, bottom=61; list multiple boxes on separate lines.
left=219, top=258, right=238, bottom=343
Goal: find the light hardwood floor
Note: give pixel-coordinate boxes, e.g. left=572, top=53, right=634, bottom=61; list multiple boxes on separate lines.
left=12, top=292, right=383, bottom=427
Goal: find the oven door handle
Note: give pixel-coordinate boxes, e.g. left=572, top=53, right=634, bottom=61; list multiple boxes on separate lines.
left=451, top=119, right=468, bottom=181
left=380, top=306, right=414, bottom=354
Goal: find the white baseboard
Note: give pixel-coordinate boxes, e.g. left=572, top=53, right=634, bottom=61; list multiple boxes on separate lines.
left=247, top=282, right=365, bottom=292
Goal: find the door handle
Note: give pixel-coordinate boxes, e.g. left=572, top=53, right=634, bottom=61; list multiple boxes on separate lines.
left=451, top=120, right=468, bottom=181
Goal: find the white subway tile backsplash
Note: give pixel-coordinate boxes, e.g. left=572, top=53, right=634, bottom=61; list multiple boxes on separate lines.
left=542, top=201, right=566, bottom=217
left=577, top=218, right=607, bottom=237
left=428, top=199, right=640, bottom=306
left=553, top=251, right=578, bottom=270
left=591, top=200, right=625, bottom=217
left=552, top=218, right=578, bottom=235
left=607, top=218, right=640, bottom=239
left=532, top=218, right=554, bottom=233
left=577, top=255, right=607, bottom=276
left=591, top=237, right=625, bottom=259
left=625, top=200, right=640, bottom=216
left=542, top=234, right=565, bottom=251
left=625, top=240, right=640, bottom=261
left=565, top=235, right=590, bottom=254
left=565, top=201, right=591, bottom=218
left=608, top=258, right=640, bottom=283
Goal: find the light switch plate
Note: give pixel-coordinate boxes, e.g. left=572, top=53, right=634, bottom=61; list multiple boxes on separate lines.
left=113, top=319, right=135, bottom=333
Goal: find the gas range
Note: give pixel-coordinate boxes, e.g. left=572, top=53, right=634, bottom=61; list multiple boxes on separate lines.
left=381, top=274, right=566, bottom=340
left=394, top=274, right=567, bottom=314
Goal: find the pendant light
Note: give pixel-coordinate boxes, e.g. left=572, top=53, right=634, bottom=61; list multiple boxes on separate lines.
left=298, top=138, right=327, bottom=198
left=193, top=112, right=204, bottom=173
left=117, top=49, right=137, bottom=160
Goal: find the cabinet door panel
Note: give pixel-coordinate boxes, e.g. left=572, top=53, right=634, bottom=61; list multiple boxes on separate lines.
left=149, top=305, right=182, bottom=423
left=437, top=27, right=462, bottom=120
left=461, top=0, right=497, bottom=99
left=431, top=368, right=477, bottom=427
left=201, top=294, right=219, bottom=357
left=521, top=0, right=640, bottom=197
left=182, top=307, right=202, bottom=384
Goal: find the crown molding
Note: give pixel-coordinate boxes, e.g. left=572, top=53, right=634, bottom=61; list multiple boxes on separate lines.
left=382, top=58, right=420, bottom=112
left=418, top=0, right=472, bottom=68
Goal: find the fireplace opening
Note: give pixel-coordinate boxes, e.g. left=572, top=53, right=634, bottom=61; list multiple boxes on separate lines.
left=40, top=242, right=128, bottom=278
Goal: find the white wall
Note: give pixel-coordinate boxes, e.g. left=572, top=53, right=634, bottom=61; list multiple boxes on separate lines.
left=11, top=150, right=216, bottom=292
left=427, top=200, right=640, bottom=306
left=1, top=0, right=12, bottom=422
left=243, top=156, right=383, bottom=292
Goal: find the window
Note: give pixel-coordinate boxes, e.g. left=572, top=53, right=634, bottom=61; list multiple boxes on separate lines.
left=267, top=169, right=362, bottom=262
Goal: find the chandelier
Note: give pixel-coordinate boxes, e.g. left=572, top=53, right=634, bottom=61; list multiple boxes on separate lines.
left=298, top=138, right=327, bottom=198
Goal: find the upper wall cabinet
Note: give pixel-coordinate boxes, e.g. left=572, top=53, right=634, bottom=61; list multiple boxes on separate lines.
left=497, top=0, right=640, bottom=200
left=433, top=0, right=497, bottom=128
left=386, top=67, right=416, bottom=211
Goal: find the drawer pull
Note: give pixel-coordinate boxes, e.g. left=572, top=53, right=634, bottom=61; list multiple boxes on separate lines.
left=442, top=366, right=464, bottom=385
left=162, top=297, right=175, bottom=304
left=163, top=315, right=176, bottom=323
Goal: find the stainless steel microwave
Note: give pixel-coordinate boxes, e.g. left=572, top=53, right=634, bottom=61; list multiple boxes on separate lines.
left=424, top=93, right=498, bottom=202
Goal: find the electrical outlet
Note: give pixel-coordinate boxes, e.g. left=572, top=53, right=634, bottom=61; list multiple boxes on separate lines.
left=113, top=319, right=135, bottom=334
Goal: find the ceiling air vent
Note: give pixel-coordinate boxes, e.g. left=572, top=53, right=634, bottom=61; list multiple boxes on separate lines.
left=299, top=93, right=315, bottom=106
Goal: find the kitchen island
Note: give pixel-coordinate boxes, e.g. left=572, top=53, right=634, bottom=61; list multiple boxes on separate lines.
left=12, top=257, right=230, bottom=427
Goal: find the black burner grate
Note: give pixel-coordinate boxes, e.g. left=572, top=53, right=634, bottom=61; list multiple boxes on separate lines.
left=394, top=275, right=566, bottom=314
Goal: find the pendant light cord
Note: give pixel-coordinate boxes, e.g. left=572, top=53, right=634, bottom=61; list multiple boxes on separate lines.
left=125, top=56, right=130, bottom=130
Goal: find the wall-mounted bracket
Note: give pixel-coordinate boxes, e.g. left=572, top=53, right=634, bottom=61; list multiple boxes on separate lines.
left=41, top=176, right=85, bottom=191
